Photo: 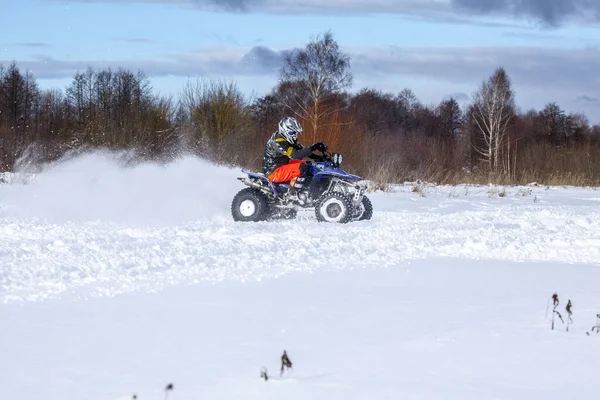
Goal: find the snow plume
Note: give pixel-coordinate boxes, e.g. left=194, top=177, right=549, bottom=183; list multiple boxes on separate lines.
left=0, top=150, right=242, bottom=224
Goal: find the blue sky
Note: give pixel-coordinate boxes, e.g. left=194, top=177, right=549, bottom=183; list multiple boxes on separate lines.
left=2, top=0, right=600, bottom=123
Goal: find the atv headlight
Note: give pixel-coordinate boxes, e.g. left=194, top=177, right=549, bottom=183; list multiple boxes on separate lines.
left=332, top=153, right=342, bottom=166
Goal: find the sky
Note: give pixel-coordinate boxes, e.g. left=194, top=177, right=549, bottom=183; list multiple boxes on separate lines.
left=2, top=0, right=600, bottom=123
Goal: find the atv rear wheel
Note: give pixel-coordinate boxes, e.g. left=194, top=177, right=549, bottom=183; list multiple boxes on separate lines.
left=231, top=188, right=269, bottom=222
left=352, top=195, right=373, bottom=221
left=315, top=192, right=353, bottom=223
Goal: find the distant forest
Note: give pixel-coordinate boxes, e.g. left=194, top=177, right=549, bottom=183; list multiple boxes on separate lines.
left=2, top=31, right=600, bottom=186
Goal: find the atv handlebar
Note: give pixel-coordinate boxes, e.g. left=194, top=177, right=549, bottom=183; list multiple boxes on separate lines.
left=308, top=149, right=331, bottom=162
left=308, top=148, right=343, bottom=168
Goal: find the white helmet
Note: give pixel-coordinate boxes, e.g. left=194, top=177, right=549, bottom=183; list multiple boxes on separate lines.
left=278, top=117, right=303, bottom=144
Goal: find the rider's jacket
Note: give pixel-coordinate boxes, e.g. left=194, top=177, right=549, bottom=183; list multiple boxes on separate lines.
left=262, top=131, right=312, bottom=175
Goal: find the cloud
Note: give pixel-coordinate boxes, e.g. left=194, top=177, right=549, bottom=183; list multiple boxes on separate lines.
left=40, top=0, right=600, bottom=26
left=114, top=37, right=154, bottom=44
left=191, top=0, right=261, bottom=12
left=451, top=0, right=600, bottom=26
left=7, top=45, right=600, bottom=96
left=212, top=33, right=239, bottom=45
left=238, top=46, right=302, bottom=73
left=350, top=45, right=600, bottom=95
left=501, top=31, right=561, bottom=40
left=1, top=46, right=291, bottom=79
left=444, top=92, right=470, bottom=102
left=36, top=0, right=512, bottom=27
left=11, top=42, right=52, bottom=48
left=4, top=45, right=600, bottom=122
left=575, top=95, right=600, bottom=103
left=46, top=0, right=449, bottom=15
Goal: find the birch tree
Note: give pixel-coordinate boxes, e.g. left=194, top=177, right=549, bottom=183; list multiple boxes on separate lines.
left=470, top=67, right=515, bottom=170
left=278, top=30, right=352, bottom=136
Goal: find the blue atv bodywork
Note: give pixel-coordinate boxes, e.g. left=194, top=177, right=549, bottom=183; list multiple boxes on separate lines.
left=242, top=159, right=361, bottom=198
left=233, top=151, right=372, bottom=223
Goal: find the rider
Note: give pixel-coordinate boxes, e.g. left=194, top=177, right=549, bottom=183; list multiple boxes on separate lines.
left=262, top=116, right=327, bottom=196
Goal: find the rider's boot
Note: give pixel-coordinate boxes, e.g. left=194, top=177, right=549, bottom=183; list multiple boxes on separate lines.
left=288, top=163, right=310, bottom=201
left=289, top=182, right=312, bottom=205
left=288, top=176, right=305, bottom=200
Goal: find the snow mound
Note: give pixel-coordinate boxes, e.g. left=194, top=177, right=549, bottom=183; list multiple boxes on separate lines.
left=2, top=152, right=600, bottom=303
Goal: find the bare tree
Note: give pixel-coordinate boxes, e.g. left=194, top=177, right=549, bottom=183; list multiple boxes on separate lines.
left=63, top=66, right=173, bottom=154
left=538, top=102, right=586, bottom=146
left=0, top=63, right=41, bottom=168
left=437, top=97, right=464, bottom=140
left=470, top=67, right=515, bottom=171
left=66, top=69, right=91, bottom=130
left=180, top=77, right=250, bottom=155
left=568, top=112, right=590, bottom=144
left=250, top=93, right=283, bottom=125
left=393, top=88, right=422, bottom=135
left=349, top=88, right=398, bottom=135
left=278, top=30, right=352, bottom=136
left=0, top=64, right=8, bottom=170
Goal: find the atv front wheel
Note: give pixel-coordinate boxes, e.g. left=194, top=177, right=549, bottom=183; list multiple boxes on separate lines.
left=315, top=192, right=353, bottom=223
left=231, top=188, right=269, bottom=222
left=352, top=195, right=373, bottom=221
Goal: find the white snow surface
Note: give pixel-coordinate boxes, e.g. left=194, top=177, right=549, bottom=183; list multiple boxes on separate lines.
left=1, top=152, right=600, bottom=399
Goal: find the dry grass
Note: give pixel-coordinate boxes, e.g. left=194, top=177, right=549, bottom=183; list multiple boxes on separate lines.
left=216, top=130, right=600, bottom=189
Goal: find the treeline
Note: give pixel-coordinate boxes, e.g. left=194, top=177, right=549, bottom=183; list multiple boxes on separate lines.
left=0, top=63, right=175, bottom=169
left=1, top=31, right=600, bottom=185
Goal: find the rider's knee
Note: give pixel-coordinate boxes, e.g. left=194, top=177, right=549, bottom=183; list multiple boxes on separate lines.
left=299, top=162, right=309, bottom=175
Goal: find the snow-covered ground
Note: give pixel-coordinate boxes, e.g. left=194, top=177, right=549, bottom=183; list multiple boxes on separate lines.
left=1, top=152, right=600, bottom=399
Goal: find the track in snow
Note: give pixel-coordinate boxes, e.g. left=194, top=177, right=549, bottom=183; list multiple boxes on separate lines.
left=1, top=152, right=600, bottom=303
left=3, top=152, right=600, bottom=400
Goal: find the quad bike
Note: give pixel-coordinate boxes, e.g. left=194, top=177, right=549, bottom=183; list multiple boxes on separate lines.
left=231, top=150, right=373, bottom=223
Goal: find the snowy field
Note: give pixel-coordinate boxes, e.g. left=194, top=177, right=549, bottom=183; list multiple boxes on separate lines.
left=1, top=152, right=600, bottom=399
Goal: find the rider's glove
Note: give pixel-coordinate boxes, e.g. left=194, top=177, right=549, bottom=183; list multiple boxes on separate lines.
left=311, top=142, right=328, bottom=152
